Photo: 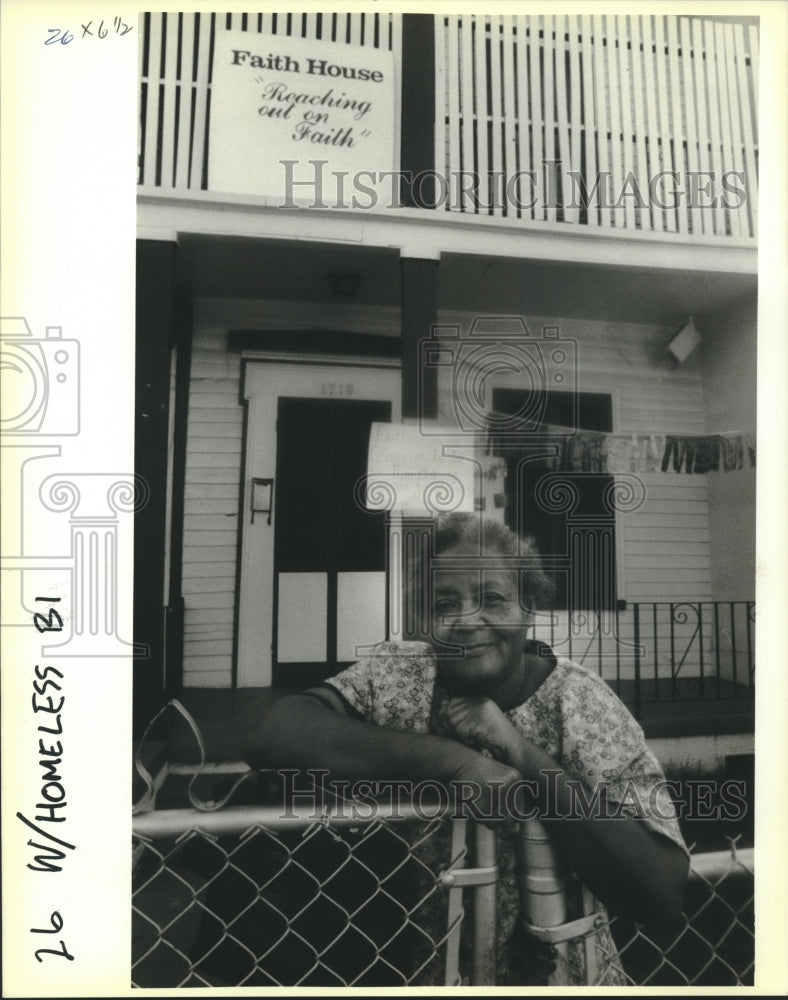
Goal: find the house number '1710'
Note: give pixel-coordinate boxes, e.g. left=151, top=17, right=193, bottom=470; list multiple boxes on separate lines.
left=321, top=383, right=354, bottom=396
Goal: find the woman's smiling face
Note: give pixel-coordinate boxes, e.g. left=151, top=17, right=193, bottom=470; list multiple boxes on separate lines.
left=430, top=551, right=533, bottom=696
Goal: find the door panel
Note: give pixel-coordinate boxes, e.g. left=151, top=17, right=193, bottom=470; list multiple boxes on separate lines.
left=276, top=572, right=328, bottom=662
left=273, top=396, right=391, bottom=685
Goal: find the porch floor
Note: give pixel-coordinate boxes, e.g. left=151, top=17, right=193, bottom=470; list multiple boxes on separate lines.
left=157, top=679, right=754, bottom=765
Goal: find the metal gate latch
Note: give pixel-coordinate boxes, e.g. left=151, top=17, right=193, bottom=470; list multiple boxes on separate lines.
left=438, top=865, right=499, bottom=888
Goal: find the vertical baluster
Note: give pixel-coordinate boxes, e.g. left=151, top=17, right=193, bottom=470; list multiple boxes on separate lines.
left=543, top=15, right=557, bottom=222
left=691, top=18, right=711, bottom=236
left=143, top=13, right=163, bottom=187
left=653, top=16, right=675, bottom=231
left=473, top=15, right=489, bottom=213
left=447, top=16, right=461, bottom=210
left=566, top=15, right=582, bottom=221
left=714, top=22, right=735, bottom=237
left=667, top=16, right=688, bottom=234
left=653, top=602, right=659, bottom=703
left=733, top=22, right=758, bottom=238
left=723, top=22, right=746, bottom=239
left=605, top=14, right=623, bottom=227
left=488, top=16, right=504, bottom=217
left=553, top=15, right=571, bottom=222
left=390, top=13, right=402, bottom=175
left=745, top=602, right=754, bottom=690
left=747, top=24, right=759, bottom=111
left=640, top=15, right=662, bottom=232
left=630, top=16, right=649, bottom=232
left=334, top=12, right=348, bottom=44
left=138, top=12, right=148, bottom=185
left=679, top=18, right=701, bottom=236
left=500, top=16, right=517, bottom=218
left=190, top=12, right=211, bottom=190
left=529, top=15, right=545, bottom=222
left=704, top=23, right=726, bottom=236
left=670, top=602, right=676, bottom=700
left=303, top=11, right=318, bottom=40
left=174, top=13, right=195, bottom=192
left=459, top=15, right=476, bottom=211
left=591, top=14, right=609, bottom=226
left=697, top=601, right=705, bottom=700
left=729, top=601, right=738, bottom=697
left=580, top=14, right=597, bottom=226
left=160, top=10, right=178, bottom=187
left=633, top=602, right=641, bottom=719
left=616, top=14, right=636, bottom=229
left=714, top=601, right=721, bottom=699
left=513, top=16, right=532, bottom=220
left=349, top=12, right=363, bottom=46
left=434, top=14, right=447, bottom=197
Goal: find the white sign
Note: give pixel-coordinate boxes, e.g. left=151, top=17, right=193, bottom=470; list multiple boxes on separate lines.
left=366, top=423, right=488, bottom=516
left=210, top=30, right=396, bottom=203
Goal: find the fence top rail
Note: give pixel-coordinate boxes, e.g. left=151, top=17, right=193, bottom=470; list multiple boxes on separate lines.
left=133, top=803, right=753, bottom=880
left=132, top=799, right=454, bottom=838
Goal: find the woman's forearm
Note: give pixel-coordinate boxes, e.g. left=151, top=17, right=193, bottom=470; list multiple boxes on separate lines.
left=508, top=737, right=688, bottom=926
left=243, top=694, right=517, bottom=788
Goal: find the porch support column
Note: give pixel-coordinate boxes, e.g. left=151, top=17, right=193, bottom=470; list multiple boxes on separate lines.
left=135, top=238, right=177, bottom=733
left=398, top=254, right=439, bottom=641
left=401, top=254, right=439, bottom=420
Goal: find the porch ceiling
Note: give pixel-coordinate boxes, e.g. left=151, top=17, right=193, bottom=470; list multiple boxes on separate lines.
left=176, top=233, right=756, bottom=327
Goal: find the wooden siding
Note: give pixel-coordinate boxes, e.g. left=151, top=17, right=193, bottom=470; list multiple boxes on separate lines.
left=182, top=320, right=243, bottom=687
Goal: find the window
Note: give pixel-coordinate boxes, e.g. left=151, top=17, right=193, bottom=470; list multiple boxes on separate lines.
left=492, top=389, right=616, bottom=611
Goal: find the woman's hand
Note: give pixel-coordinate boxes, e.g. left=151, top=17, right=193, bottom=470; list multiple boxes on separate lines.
left=446, top=696, right=520, bottom=764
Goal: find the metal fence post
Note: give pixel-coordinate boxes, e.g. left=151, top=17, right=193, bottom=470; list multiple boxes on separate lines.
left=516, top=818, right=571, bottom=984
left=472, top=823, right=498, bottom=985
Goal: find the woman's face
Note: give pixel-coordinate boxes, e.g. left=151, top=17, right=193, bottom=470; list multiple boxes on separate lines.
left=430, top=550, right=532, bottom=696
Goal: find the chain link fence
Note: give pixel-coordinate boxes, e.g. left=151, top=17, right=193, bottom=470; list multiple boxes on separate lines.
left=132, top=796, right=753, bottom=987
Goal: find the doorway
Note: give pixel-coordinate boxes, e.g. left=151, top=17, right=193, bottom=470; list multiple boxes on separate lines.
left=237, top=359, right=400, bottom=687
left=273, top=396, right=392, bottom=686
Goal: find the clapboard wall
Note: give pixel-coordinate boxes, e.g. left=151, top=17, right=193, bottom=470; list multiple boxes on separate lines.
left=181, top=301, right=712, bottom=687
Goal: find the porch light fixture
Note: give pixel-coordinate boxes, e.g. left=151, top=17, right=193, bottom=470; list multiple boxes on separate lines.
left=328, top=272, right=361, bottom=301
left=666, top=315, right=702, bottom=367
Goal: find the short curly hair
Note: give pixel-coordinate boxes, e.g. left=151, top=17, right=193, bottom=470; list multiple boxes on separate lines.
left=430, top=512, right=555, bottom=611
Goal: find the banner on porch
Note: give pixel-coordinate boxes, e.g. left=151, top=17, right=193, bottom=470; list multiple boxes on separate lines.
left=485, top=417, right=756, bottom=475
left=209, top=30, right=396, bottom=202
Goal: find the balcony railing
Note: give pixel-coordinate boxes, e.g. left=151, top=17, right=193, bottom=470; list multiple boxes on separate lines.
left=435, top=15, right=758, bottom=237
left=138, top=13, right=758, bottom=241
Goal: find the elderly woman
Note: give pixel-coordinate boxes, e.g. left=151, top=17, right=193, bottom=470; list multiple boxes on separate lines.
left=244, top=513, right=689, bottom=985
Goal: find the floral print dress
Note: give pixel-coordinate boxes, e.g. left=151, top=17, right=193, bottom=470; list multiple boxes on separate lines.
left=317, top=640, right=688, bottom=986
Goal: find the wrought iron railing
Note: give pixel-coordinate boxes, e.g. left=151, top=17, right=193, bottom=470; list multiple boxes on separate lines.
left=532, top=601, right=755, bottom=715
